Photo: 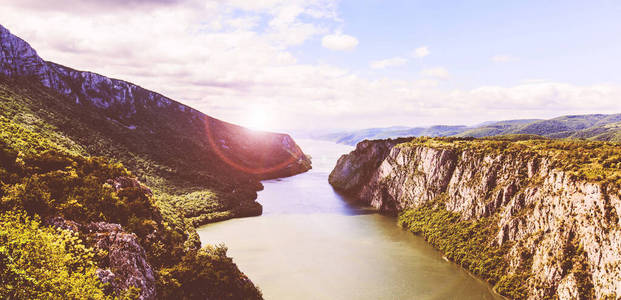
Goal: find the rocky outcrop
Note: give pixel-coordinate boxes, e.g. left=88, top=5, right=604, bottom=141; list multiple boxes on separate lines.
left=45, top=217, right=156, bottom=300
left=330, top=138, right=621, bottom=299
left=86, top=222, right=157, bottom=300
left=107, top=177, right=153, bottom=197
left=42, top=175, right=163, bottom=299
left=328, top=137, right=414, bottom=194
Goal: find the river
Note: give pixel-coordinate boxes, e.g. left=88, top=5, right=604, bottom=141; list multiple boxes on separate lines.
left=198, top=139, right=502, bottom=300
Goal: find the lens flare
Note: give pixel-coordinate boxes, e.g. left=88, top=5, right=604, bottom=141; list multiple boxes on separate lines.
left=203, top=117, right=302, bottom=176
left=245, top=107, right=270, bottom=131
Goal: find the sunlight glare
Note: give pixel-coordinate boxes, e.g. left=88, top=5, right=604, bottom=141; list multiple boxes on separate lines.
left=245, top=106, right=271, bottom=131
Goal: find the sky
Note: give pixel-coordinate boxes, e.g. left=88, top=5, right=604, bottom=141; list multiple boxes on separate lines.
left=2, top=0, right=621, bottom=132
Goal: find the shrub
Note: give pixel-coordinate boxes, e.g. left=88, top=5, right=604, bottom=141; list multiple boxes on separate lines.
left=0, top=210, right=108, bottom=299
left=399, top=204, right=515, bottom=296
left=157, top=245, right=262, bottom=300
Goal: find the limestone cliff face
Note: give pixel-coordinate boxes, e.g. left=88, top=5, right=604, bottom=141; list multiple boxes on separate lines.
left=330, top=138, right=621, bottom=299
left=328, top=138, right=413, bottom=196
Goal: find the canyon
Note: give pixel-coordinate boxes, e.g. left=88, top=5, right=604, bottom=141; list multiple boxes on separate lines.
left=2, top=20, right=620, bottom=300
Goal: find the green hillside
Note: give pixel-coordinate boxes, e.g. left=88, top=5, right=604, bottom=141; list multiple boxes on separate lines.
left=0, top=80, right=261, bottom=227
left=0, top=81, right=262, bottom=298
left=454, top=119, right=539, bottom=138
left=0, top=24, right=310, bottom=229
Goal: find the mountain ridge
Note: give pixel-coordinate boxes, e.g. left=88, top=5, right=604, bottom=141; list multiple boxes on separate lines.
left=315, top=114, right=621, bottom=146
left=0, top=24, right=310, bottom=180
left=0, top=24, right=312, bottom=226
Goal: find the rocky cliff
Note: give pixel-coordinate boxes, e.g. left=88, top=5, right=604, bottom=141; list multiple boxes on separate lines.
left=330, top=136, right=621, bottom=299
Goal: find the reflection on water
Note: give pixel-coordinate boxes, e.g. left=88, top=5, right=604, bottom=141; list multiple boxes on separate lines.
left=198, top=139, right=502, bottom=300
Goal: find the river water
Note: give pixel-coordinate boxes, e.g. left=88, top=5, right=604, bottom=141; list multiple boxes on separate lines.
left=198, top=139, right=502, bottom=300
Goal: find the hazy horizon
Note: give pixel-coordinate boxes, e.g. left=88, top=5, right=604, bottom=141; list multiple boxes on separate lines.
left=2, top=0, right=621, bottom=131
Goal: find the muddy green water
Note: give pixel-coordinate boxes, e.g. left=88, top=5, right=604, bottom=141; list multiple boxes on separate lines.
left=198, top=139, right=502, bottom=300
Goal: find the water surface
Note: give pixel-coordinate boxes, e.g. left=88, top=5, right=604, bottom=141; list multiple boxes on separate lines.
left=198, top=139, right=502, bottom=300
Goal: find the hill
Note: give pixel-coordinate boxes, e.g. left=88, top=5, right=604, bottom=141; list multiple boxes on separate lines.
left=0, top=23, right=312, bottom=298
left=457, top=114, right=621, bottom=141
left=0, top=24, right=311, bottom=226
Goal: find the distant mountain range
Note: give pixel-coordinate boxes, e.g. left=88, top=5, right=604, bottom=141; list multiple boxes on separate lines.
left=457, top=114, right=621, bottom=140
left=314, top=114, right=621, bottom=145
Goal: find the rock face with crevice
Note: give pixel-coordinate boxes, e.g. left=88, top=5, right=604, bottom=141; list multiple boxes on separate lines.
left=87, top=222, right=157, bottom=300
left=330, top=138, right=621, bottom=299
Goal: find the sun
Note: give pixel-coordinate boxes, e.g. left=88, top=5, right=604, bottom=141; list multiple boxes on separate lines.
left=244, top=106, right=272, bottom=131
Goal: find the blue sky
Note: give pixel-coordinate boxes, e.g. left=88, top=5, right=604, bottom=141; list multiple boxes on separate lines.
left=2, top=0, right=621, bottom=131
left=298, top=0, right=621, bottom=87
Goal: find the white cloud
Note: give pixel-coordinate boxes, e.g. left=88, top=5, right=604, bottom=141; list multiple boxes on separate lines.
left=521, top=78, right=551, bottom=84
left=370, top=57, right=408, bottom=69
left=1, top=1, right=619, bottom=131
left=421, top=67, right=450, bottom=79
left=412, top=46, right=430, bottom=58
left=455, top=83, right=620, bottom=112
left=491, top=54, right=517, bottom=62
left=321, top=33, right=359, bottom=51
